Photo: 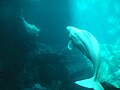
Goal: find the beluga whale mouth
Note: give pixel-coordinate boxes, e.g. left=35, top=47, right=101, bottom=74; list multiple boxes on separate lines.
left=66, top=26, right=104, bottom=90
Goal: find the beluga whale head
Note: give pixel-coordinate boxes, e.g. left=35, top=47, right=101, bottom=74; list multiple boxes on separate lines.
left=66, top=26, right=104, bottom=90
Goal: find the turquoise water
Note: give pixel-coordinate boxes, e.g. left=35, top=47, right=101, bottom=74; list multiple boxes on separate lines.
left=0, top=0, right=120, bottom=90
left=69, top=0, right=120, bottom=44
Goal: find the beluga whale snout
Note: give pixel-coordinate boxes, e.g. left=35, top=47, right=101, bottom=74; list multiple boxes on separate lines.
left=66, top=26, right=104, bottom=90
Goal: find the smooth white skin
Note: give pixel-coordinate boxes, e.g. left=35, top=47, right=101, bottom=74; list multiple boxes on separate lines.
left=67, top=26, right=100, bottom=81
left=21, top=17, right=40, bottom=35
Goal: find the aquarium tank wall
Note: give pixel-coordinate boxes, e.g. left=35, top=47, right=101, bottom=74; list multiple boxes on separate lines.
left=0, top=0, right=120, bottom=90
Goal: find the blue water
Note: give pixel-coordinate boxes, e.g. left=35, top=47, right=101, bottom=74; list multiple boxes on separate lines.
left=22, top=0, right=120, bottom=45
left=0, top=0, right=120, bottom=90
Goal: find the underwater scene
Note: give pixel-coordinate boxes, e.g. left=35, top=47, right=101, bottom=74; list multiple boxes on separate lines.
left=0, top=0, right=120, bottom=90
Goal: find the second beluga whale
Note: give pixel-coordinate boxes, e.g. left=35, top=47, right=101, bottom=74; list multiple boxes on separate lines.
left=66, top=26, right=104, bottom=90
left=20, top=17, right=40, bottom=36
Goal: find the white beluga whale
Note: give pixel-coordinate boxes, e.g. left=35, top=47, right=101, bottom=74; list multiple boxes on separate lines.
left=20, top=17, right=40, bottom=36
left=66, top=26, right=104, bottom=90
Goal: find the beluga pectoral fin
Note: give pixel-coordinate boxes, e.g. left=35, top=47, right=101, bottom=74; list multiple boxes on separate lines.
left=66, top=26, right=104, bottom=90
left=67, top=40, right=74, bottom=50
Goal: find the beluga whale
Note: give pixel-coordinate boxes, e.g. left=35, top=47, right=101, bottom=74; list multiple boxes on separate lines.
left=66, top=26, right=104, bottom=90
left=20, top=17, right=40, bottom=36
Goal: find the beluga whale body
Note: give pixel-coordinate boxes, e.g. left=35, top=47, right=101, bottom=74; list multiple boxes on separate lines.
left=66, top=26, right=104, bottom=90
left=20, top=17, right=40, bottom=36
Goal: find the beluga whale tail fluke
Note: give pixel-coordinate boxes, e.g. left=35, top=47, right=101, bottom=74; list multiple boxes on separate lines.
left=75, top=77, right=104, bottom=90
left=66, top=26, right=104, bottom=90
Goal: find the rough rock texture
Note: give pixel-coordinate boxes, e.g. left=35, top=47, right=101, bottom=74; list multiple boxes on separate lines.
left=0, top=15, right=120, bottom=90
left=0, top=16, right=83, bottom=90
left=99, top=42, right=120, bottom=89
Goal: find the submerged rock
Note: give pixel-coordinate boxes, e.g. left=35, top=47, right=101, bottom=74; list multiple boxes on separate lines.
left=98, top=43, right=120, bottom=88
